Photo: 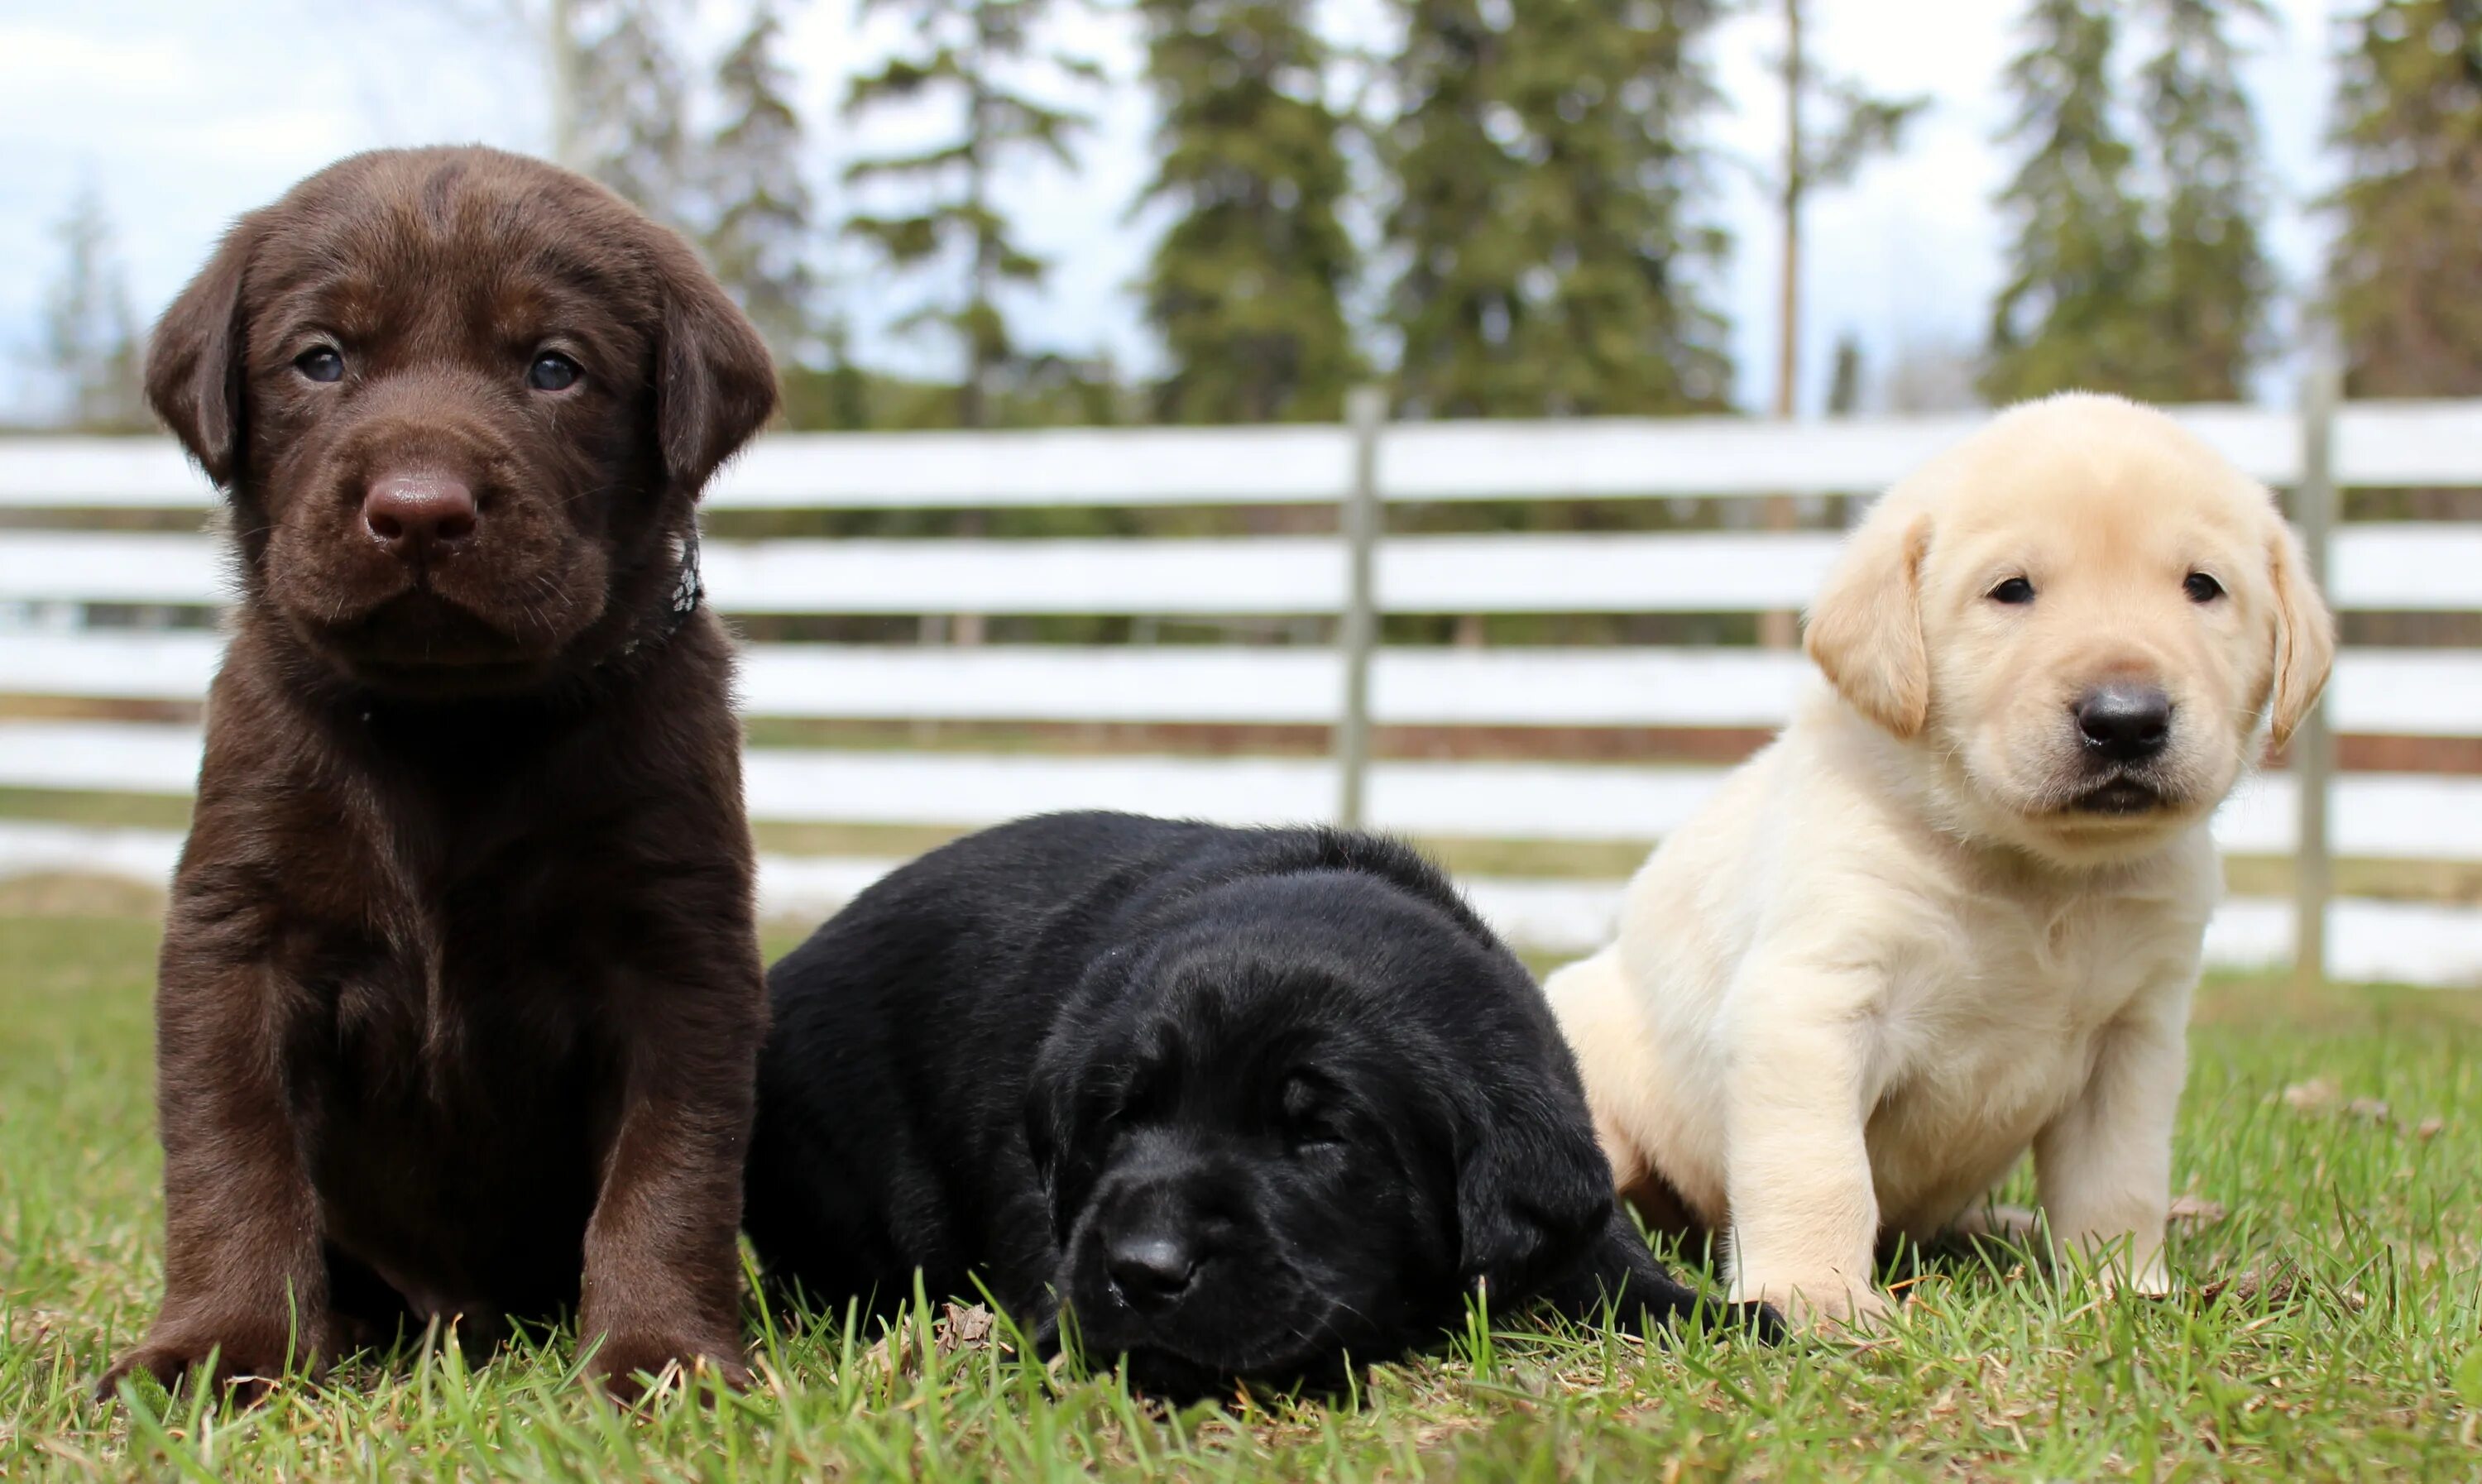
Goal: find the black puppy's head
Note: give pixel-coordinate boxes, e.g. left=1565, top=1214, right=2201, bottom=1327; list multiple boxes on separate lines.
left=1024, top=871, right=1614, bottom=1391
left=146, top=145, right=775, bottom=697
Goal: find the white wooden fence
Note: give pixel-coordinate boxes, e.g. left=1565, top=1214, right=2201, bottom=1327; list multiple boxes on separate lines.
left=5, top=399, right=2482, bottom=985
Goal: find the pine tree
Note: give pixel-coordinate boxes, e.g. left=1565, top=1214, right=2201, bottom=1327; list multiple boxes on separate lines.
left=1983, top=0, right=2158, bottom=403
left=1135, top=0, right=1359, bottom=423
left=1382, top=0, right=1521, bottom=417
left=706, top=0, right=819, bottom=367
left=1386, top=0, right=1733, bottom=418
left=40, top=184, right=146, bottom=433
left=2328, top=0, right=2482, bottom=396
left=842, top=0, right=1101, bottom=428
left=2136, top=0, right=2274, bottom=400
left=562, top=0, right=695, bottom=226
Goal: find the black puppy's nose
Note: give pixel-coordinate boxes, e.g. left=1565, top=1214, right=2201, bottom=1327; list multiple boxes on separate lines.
left=1106, top=1230, right=1198, bottom=1310
left=363, top=473, right=477, bottom=561
left=2074, top=682, right=2173, bottom=762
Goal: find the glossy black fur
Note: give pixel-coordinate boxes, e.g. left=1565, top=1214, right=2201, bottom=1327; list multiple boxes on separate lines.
left=746, top=811, right=1757, bottom=1393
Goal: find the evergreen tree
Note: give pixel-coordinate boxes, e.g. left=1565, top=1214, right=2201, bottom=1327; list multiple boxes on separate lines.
left=1135, top=0, right=1359, bottom=423
left=842, top=0, right=1101, bottom=428
left=1386, top=0, right=1733, bottom=417
left=563, top=0, right=695, bottom=226
left=1825, top=333, right=1864, bottom=415
left=1382, top=0, right=1521, bottom=417
left=1983, top=0, right=2157, bottom=403
left=2136, top=0, right=2274, bottom=400
left=40, top=184, right=146, bottom=433
left=2328, top=0, right=2482, bottom=396
left=706, top=0, right=820, bottom=366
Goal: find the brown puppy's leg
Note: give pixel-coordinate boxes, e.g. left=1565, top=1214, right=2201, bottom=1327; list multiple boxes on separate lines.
left=101, top=955, right=333, bottom=1400
left=577, top=989, right=761, bottom=1400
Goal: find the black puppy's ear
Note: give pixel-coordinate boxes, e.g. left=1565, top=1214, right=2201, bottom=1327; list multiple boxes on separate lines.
left=648, top=233, right=778, bottom=496
left=1022, top=1041, right=1089, bottom=1244
left=146, top=214, right=262, bottom=486
left=1455, top=1084, right=1617, bottom=1300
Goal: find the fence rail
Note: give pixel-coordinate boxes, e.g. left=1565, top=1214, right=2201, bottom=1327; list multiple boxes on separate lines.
left=10, top=400, right=2482, bottom=510
left=6, top=394, right=2482, bottom=985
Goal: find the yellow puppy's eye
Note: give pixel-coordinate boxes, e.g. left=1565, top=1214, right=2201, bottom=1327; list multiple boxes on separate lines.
left=2183, top=572, right=2225, bottom=603
left=1987, top=577, right=2035, bottom=605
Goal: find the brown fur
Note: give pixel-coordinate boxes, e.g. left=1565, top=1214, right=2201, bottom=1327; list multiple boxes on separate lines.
left=100, top=146, right=778, bottom=1401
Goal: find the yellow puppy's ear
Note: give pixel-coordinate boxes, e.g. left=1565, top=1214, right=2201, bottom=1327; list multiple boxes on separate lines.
left=1804, top=507, right=1933, bottom=738
left=2265, top=519, right=2336, bottom=749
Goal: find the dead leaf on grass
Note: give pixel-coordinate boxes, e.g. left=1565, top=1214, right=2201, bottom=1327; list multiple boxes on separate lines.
left=2194, top=1262, right=2300, bottom=1309
left=2414, top=1116, right=2446, bottom=1142
left=862, top=1301, right=1004, bottom=1376
left=2282, top=1078, right=2339, bottom=1112
left=937, top=1302, right=997, bottom=1354
left=2194, top=1261, right=2366, bottom=1314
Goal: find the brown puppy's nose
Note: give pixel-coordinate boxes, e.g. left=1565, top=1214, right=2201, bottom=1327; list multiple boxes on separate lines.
left=2075, top=682, right=2173, bottom=763
left=363, top=474, right=477, bottom=561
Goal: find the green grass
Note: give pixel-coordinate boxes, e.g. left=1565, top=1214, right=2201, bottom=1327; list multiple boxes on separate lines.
left=2, top=908, right=2479, bottom=1480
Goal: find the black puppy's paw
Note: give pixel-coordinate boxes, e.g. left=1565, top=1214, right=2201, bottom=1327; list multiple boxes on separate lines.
left=1723, top=1299, right=1788, bottom=1344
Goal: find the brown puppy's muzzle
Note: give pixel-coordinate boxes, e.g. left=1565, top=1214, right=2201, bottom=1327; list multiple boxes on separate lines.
left=266, top=380, right=611, bottom=690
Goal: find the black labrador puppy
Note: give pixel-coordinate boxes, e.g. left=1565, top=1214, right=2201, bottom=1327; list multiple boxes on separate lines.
left=745, top=811, right=1759, bottom=1393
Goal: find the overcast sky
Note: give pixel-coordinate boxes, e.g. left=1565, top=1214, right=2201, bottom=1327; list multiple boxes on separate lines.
left=0, top=0, right=2346, bottom=422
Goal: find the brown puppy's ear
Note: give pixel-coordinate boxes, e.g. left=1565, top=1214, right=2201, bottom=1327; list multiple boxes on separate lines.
left=648, top=234, right=778, bottom=495
left=1804, top=505, right=1934, bottom=738
left=2265, top=517, right=2337, bottom=749
left=146, top=215, right=262, bottom=486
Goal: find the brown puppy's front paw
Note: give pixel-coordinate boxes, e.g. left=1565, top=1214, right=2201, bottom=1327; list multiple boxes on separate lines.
left=586, top=1331, right=752, bottom=1404
left=98, top=1316, right=330, bottom=1404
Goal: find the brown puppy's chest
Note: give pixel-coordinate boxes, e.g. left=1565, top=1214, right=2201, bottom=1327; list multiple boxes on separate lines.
left=297, top=913, right=617, bottom=1320
left=215, top=684, right=738, bottom=1321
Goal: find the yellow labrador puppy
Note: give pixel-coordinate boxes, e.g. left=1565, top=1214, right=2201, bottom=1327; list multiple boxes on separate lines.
left=1545, top=393, right=2334, bottom=1328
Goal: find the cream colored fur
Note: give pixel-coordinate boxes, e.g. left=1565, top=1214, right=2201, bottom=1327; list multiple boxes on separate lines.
left=1545, top=393, right=2336, bottom=1328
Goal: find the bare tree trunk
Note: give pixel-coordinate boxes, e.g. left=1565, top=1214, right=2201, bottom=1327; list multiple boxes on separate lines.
left=546, top=0, right=584, bottom=172
left=961, top=9, right=997, bottom=433
left=1759, top=0, right=1804, bottom=652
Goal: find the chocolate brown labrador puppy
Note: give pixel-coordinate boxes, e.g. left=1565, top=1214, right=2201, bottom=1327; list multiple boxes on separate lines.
left=99, top=146, right=776, bottom=1401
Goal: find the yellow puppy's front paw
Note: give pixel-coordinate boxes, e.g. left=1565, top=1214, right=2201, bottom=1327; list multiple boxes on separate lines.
left=1743, top=1276, right=1895, bottom=1334
left=1950, top=1202, right=2043, bottom=1244
left=2101, top=1257, right=2177, bottom=1300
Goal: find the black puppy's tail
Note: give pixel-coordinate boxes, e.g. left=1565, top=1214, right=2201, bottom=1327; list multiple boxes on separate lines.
left=1535, top=1207, right=1784, bottom=1343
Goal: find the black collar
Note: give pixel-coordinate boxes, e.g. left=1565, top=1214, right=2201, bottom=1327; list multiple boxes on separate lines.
left=617, top=527, right=703, bottom=661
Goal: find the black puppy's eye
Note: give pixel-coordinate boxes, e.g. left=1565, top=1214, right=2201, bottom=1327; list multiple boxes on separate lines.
left=1987, top=576, right=2035, bottom=606
left=527, top=352, right=582, bottom=392
left=2183, top=572, right=2225, bottom=603
left=294, top=346, right=344, bottom=383
left=1279, top=1075, right=1344, bottom=1148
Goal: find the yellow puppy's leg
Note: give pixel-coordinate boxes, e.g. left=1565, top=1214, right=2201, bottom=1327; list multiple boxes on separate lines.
left=1723, top=962, right=1890, bottom=1329
left=2034, top=981, right=2190, bottom=1297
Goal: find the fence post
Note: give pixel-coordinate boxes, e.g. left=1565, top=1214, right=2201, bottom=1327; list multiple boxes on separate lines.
left=2293, top=357, right=2341, bottom=989
left=1335, top=385, right=1388, bottom=830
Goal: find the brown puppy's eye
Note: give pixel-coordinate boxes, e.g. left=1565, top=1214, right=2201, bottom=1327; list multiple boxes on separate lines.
left=2183, top=572, right=2225, bottom=603
left=294, top=346, right=345, bottom=384
left=1987, top=577, right=2035, bottom=605
left=528, top=352, right=582, bottom=392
